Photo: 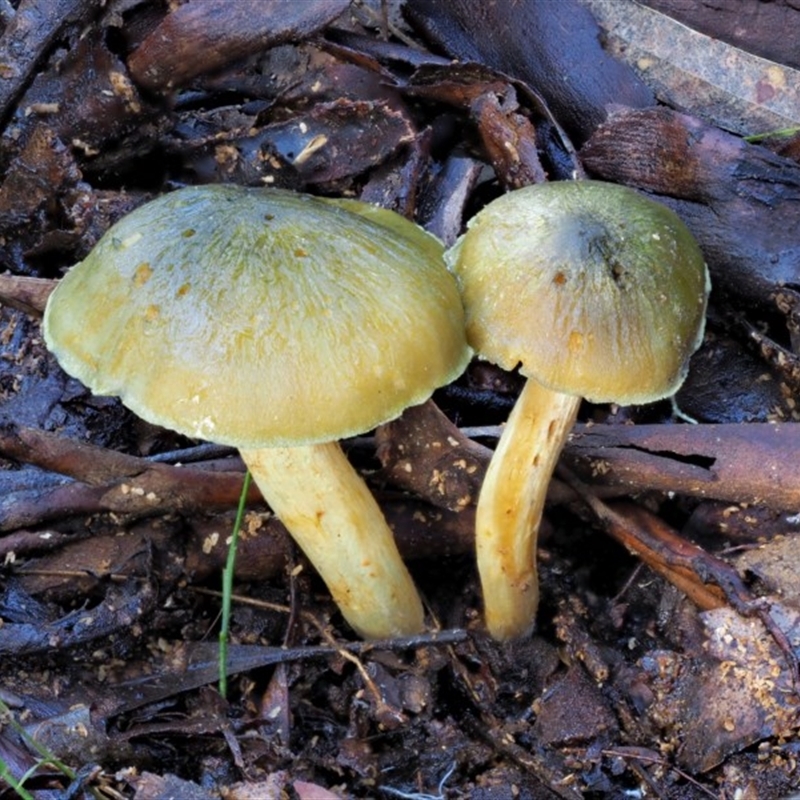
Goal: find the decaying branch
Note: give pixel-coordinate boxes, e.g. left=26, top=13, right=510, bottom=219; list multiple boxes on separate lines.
left=6, top=410, right=800, bottom=536
left=564, top=421, right=800, bottom=511
left=0, top=274, right=53, bottom=316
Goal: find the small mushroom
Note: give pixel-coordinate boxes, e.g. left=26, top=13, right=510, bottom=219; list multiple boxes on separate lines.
left=445, top=180, right=710, bottom=640
left=43, top=184, right=471, bottom=639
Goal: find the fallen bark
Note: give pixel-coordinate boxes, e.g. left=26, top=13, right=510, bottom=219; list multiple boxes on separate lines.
left=127, top=0, right=350, bottom=93
left=639, top=0, right=800, bottom=70
left=404, top=0, right=654, bottom=143
left=0, top=422, right=259, bottom=530
left=0, top=0, right=98, bottom=125
left=380, top=402, right=800, bottom=512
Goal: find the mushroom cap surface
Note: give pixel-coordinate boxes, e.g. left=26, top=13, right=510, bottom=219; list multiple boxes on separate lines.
left=44, top=185, right=471, bottom=447
left=446, top=180, right=710, bottom=404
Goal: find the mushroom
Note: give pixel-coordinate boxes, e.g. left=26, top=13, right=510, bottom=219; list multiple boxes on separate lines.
left=43, top=184, right=471, bottom=639
left=445, top=180, right=710, bottom=640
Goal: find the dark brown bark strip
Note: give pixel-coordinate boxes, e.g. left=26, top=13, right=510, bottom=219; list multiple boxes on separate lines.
left=128, top=0, right=350, bottom=93
left=404, top=0, right=655, bottom=143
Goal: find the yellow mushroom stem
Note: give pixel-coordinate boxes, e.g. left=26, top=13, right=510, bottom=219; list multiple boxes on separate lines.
left=240, top=442, right=425, bottom=639
left=476, top=379, right=581, bottom=640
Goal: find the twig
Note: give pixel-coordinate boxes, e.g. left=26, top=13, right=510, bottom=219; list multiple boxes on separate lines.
left=601, top=747, right=718, bottom=799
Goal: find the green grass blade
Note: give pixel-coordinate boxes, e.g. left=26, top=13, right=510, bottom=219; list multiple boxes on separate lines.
left=0, top=757, right=36, bottom=800
left=219, top=469, right=252, bottom=698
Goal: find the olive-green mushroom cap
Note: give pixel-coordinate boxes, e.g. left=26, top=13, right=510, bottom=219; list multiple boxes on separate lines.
left=445, top=181, right=710, bottom=405
left=44, top=185, right=471, bottom=447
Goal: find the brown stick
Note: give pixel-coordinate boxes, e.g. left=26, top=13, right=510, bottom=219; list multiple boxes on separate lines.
left=564, top=421, right=800, bottom=511
left=381, top=403, right=800, bottom=511
left=0, top=423, right=259, bottom=530
left=0, top=274, right=54, bottom=316
left=7, top=414, right=800, bottom=532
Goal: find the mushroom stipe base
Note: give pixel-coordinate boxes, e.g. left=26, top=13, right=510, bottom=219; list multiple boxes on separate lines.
left=241, top=442, right=425, bottom=639
left=476, top=380, right=580, bottom=641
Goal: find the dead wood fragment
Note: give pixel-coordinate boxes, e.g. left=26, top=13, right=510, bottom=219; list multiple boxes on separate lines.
left=0, top=464, right=256, bottom=531
left=323, top=26, right=453, bottom=73
left=0, top=274, right=53, bottom=315
left=1, top=421, right=156, bottom=485
left=0, top=126, right=80, bottom=233
left=580, top=106, right=800, bottom=306
left=177, top=98, right=416, bottom=189
left=7, top=415, right=800, bottom=538
left=127, top=0, right=350, bottom=93
left=2, top=486, right=474, bottom=582
left=359, top=126, right=431, bottom=218
left=0, top=577, right=156, bottom=656
left=417, top=155, right=483, bottom=247
left=582, top=0, right=800, bottom=137
left=0, top=422, right=476, bottom=566
left=581, top=105, right=800, bottom=206
left=0, top=527, right=75, bottom=560
left=0, top=475, right=121, bottom=532
left=0, top=423, right=258, bottom=530
left=379, top=401, right=800, bottom=513
left=736, top=311, right=800, bottom=397
left=553, top=598, right=614, bottom=685
left=12, top=518, right=182, bottom=600
left=577, top=496, right=728, bottom=613
left=564, top=421, right=800, bottom=511
left=17, top=31, right=153, bottom=158
left=384, top=500, right=474, bottom=560
left=675, top=324, right=792, bottom=424
left=0, top=125, right=146, bottom=271
left=404, top=0, right=655, bottom=143
left=470, top=89, right=547, bottom=189
left=684, top=501, right=796, bottom=545
left=376, top=400, right=488, bottom=513
left=404, top=62, right=583, bottom=183
left=185, top=498, right=475, bottom=583
left=773, top=288, right=800, bottom=353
